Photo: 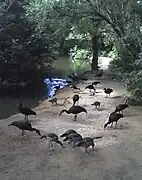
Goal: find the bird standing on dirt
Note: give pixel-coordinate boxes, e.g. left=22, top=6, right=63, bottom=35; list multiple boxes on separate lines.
left=85, top=84, right=96, bottom=96
left=59, top=106, right=87, bottom=121
left=104, top=112, right=123, bottom=129
left=113, top=104, right=129, bottom=114
left=103, top=88, right=113, bottom=97
left=48, top=97, right=58, bottom=105
left=92, top=81, right=101, bottom=86
left=72, top=94, right=80, bottom=106
left=75, top=136, right=102, bottom=153
left=63, top=132, right=83, bottom=148
left=18, top=103, right=36, bottom=121
left=91, top=101, right=100, bottom=108
left=40, top=133, right=63, bottom=149
left=8, top=120, right=41, bottom=136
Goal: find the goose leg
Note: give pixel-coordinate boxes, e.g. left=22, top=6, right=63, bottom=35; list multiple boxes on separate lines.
left=115, top=121, right=117, bottom=128
left=111, top=122, right=113, bottom=128
left=92, top=143, right=95, bottom=150
left=68, top=139, right=72, bottom=144
left=50, top=142, right=53, bottom=149
left=21, top=130, right=24, bottom=136
left=74, top=114, right=77, bottom=121
left=85, top=147, right=89, bottom=153
left=73, top=143, right=75, bottom=148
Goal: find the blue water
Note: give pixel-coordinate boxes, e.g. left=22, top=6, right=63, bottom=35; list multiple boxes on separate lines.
left=44, top=78, right=68, bottom=97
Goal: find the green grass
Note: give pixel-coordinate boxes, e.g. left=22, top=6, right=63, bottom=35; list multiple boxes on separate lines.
left=53, top=56, right=91, bottom=76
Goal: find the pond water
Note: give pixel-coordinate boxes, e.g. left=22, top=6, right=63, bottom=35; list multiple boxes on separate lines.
left=44, top=78, right=68, bottom=97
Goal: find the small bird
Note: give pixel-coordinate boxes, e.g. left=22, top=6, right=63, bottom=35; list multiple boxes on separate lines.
left=59, top=106, right=87, bottom=121
left=75, top=136, right=102, bottom=153
left=70, top=84, right=80, bottom=90
left=72, top=94, right=80, bottom=106
left=113, top=104, right=129, bottom=114
left=91, top=101, right=100, bottom=108
left=85, top=84, right=96, bottom=91
left=60, top=129, right=77, bottom=138
left=40, top=133, right=63, bottom=149
left=104, top=112, right=124, bottom=129
left=63, top=133, right=83, bottom=148
left=104, top=88, right=113, bottom=97
left=85, top=84, right=96, bottom=96
left=8, top=120, right=41, bottom=136
left=48, top=97, right=58, bottom=105
left=18, top=103, right=36, bottom=120
left=94, top=70, right=103, bottom=77
left=92, top=81, right=101, bottom=86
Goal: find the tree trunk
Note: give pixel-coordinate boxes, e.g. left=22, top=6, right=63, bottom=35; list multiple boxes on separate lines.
left=91, top=35, right=99, bottom=71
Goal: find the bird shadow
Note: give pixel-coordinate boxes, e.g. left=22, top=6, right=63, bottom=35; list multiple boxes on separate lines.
left=106, top=125, right=130, bottom=130
left=111, top=95, right=123, bottom=99
left=124, top=113, right=137, bottom=117
left=96, top=107, right=108, bottom=111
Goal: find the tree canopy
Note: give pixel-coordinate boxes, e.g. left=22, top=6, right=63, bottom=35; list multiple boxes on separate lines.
left=0, top=0, right=142, bottom=101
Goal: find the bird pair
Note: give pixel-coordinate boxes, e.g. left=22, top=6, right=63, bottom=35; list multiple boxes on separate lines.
left=8, top=120, right=63, bottom=150
left=60, top=129, right=102, bottom=153
left=104, top=104, right=129, bottom=129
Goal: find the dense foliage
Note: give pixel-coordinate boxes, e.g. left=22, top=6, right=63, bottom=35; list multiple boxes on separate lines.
left=0, top=0, right=59, bottom=96
left=0, top=0, right=142, bottom=102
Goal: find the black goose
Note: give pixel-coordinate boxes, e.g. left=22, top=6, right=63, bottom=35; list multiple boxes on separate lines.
left=60, top=129, right=77, bottom=138
left=85, top=84, right=96, bottom=91
left=72, top=94, right=80, bottom=106
left=113, top=104, right=129, bottom=114
left=104, top=112, right=123, bottom=129
left=18, top=103, right=36, bottom=120
left=40, top=133, right=63, bottom=149
left=85, top=84, right=96, bottom=96
left=91, top=101, right=100, bottom=108
left=8, top=120, right=41, bottom=136
left=92, top=81, right=101, bottom=86
left=63, top=133, right=83, bottom=148
left=59, top=106, right=87, bottom=121
left=75, top=136, right=102, bottom=153
left=48, top=97, right=58, bottom=105
left=104, top=88, right=113, bottom=97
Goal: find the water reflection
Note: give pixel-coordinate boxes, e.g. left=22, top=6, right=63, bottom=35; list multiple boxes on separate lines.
left=44, top=78, right=68, bottom=97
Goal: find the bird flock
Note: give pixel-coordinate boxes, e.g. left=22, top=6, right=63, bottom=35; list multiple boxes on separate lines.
left=8, top=70, right=129, bottom=153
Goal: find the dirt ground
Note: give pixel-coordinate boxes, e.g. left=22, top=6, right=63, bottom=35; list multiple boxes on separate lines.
left=1, top=74, right=142, bottom=180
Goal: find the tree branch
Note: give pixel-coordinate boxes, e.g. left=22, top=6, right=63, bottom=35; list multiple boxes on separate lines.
left=85, top=0, right=136, bottom=57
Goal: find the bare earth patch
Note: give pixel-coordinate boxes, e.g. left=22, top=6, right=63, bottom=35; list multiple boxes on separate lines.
left=1, top=76, right=142, bottom=180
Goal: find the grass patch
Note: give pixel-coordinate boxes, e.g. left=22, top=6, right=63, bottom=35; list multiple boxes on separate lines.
left=53, top=56, right=90, bottom=76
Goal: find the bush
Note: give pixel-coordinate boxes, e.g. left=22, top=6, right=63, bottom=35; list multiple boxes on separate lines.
left=69, top=45, right=91, bottom=73
left=124, top=53, right=142, bottom=105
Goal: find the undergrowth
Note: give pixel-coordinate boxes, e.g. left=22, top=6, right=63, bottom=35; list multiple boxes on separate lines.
left=109, top=51, right=142, bottom=105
